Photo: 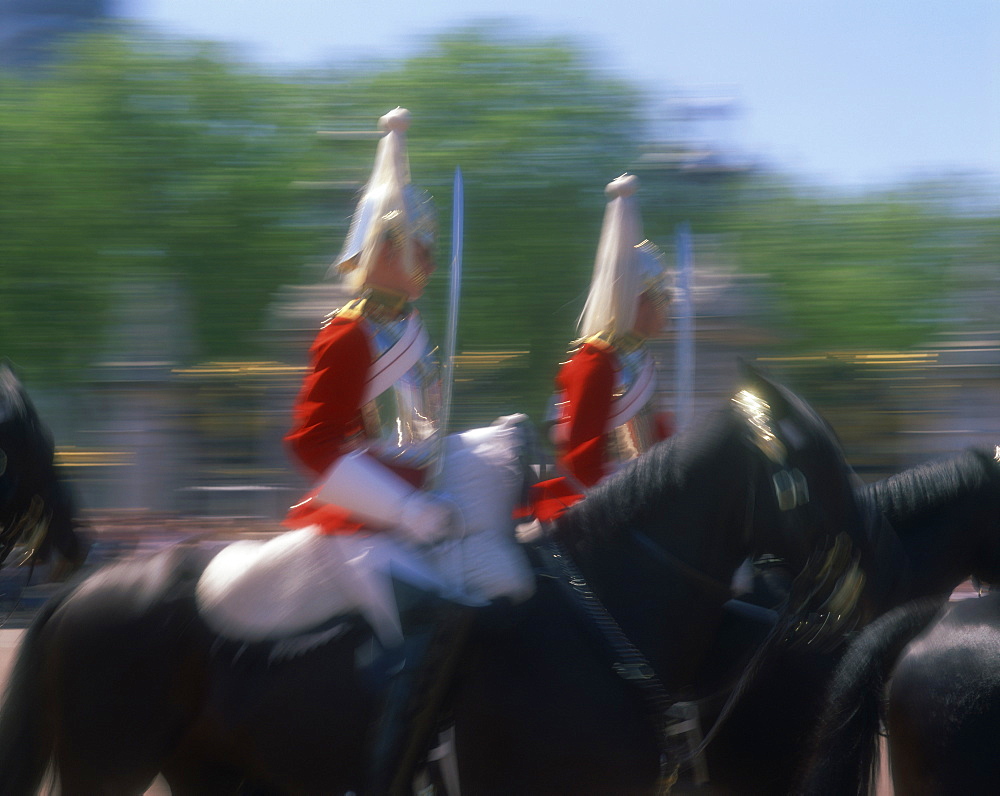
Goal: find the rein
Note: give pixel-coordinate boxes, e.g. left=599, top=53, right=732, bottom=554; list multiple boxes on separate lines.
left=539, top=387, right=844, bottom=791
left=539, top=535, right=686, bottom=792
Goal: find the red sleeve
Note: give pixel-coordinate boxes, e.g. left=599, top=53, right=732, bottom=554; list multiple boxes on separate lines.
left=285, top=316, right=371, bottom=476
left=555, top=343, right=615, bottom=488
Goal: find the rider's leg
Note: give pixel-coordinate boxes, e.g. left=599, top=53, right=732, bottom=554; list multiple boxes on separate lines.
left=366, top=584, right=476, bottom=796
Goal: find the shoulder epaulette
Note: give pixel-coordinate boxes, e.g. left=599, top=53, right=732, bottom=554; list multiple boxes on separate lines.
left=580, top=331, right=614, bottom=352
left=321, top=298, right=365, bottom=328
left=338, top=298, right=366, bottom=320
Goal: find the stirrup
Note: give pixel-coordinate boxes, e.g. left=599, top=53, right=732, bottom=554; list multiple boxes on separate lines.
left=412, top=724, right=461, bottom=796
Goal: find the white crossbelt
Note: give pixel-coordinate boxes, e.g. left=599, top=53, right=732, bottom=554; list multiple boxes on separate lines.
left=605, top=353, right=656, bottom=432
left=362, top=313, right=429, bottom=403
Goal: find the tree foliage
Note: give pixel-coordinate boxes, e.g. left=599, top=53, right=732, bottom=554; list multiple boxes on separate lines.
left=725, top=176, right=989, bottom=352
left=1, top=23, right=996, bottom=424
left=0, top=31, right=328, bottom=381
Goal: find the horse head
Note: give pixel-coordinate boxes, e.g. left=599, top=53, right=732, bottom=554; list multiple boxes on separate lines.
left=977, top=445, right=1000, bottom=581
left=734, top=363, right=869, bottom=573
left=732, top=363, right=878, bottom=648
left=564, top=364, right=862, bottom=572
left=546, top=363, right=870, bottom=693
left=0, top=363, right=30, bottom=516
left=0, top=361, right=60, bottom=567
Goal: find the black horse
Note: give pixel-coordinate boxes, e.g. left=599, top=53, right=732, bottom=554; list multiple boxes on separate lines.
left=678, top=440, right=1000, bottom=794
left=794, top=446, right=1000, bottom=795
left=0, top=368, right=867, bottom=795
left=0, top=362, right=89, bottom=589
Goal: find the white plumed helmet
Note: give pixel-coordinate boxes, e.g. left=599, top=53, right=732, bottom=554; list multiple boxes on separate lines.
left=577, top=174, right=667, bottom=339
left=334, top=108, right=436, bottom=289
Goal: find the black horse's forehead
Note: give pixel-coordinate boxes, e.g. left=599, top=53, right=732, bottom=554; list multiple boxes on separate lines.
left=732, top=388, right=791, bottom=464
left=0, top=370, right=31, bottom=429
left=0, top=389, right=25, bottom=423
left=732, top=385, right=840, bottom=470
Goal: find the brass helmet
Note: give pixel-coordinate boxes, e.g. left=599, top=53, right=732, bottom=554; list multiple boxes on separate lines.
left=635, top=238, right=671, bottom=314
left=334, top=108, right=436, bottom=288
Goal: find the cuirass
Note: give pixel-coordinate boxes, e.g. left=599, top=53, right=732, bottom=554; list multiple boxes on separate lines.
left=605, top=346, right=659, bottom=467
left=360, top=312, right=441, bottom=470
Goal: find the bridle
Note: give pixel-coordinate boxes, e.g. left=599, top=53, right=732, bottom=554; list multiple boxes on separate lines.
left=540, top=386, right=839, bottom=791
left=542, top=385, right=881, bottom=791
left=731, top=388, right=869, bottom=649
left=732, top=388, right=812, bottom=543
left=629, top=388, right=817, bottom=602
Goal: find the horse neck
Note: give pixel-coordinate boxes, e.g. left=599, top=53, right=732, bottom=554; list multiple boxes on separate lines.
left=558, top=448, right=749, bottom=595
left=869, top=449, right=1000, bottom=599
left=554, top=457, right=752, bottom=687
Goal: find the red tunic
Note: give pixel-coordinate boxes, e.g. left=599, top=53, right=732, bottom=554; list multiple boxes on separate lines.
left=533, top=339, right=672, bottom=521
left=553, top=341, right=617, bottom=489
left=283, top=310, right=424, bottom=534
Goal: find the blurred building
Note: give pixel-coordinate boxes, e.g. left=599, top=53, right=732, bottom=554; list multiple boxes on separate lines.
left=642, top=93, right=751, bottom=176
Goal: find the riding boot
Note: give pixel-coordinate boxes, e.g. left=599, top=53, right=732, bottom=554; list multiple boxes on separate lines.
left=366, top=591, right=475, bottom=796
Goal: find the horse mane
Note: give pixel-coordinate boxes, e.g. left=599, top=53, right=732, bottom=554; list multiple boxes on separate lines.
left=797, top=596, right=944, bottom=796
left=555, top=407, right=738, bottom=551
left=863, top=448, right=1000, bottom=541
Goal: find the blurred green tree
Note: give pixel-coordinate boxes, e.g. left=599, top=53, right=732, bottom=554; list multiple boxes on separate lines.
left=0, top=32, right=328, bottom=382
left=727, top=176, right=974, bottom=352
left=1, top=23, right=996, bottom=428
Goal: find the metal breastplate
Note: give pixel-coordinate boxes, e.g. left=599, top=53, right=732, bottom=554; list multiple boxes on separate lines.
left=360, top=312, right=441, bottom=470
left=605, top=346, right=659, bottom=467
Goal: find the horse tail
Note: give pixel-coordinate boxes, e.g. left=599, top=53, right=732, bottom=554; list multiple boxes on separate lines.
left=795, top=596, right=944, bottom=796
left=0, top=589, right=68, bottom=794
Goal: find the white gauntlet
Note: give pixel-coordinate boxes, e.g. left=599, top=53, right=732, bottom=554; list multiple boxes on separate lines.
left=399, top=490, right=462, bottom=545
left=317, top=451, right=460, bottom=544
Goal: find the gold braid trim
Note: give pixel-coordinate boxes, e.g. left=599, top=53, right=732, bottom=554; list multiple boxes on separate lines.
left=324, top=288, right=410, bottom=327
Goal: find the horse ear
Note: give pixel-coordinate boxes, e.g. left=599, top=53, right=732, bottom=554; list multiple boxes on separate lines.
left=737, top=358, right=793, bottom=419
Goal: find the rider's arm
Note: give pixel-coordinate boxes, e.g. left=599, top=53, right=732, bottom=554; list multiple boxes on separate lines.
left=555, top=342, right=615, bottom=488
left=317, top=451, right=458, bottom=545
left=285, top=315, right=371, bottom=476
left=287, top=314, right=456, bottom=544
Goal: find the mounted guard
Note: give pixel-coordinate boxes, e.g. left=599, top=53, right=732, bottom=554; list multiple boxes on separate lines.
left=534, top=174, right=674, bottom=520
left=197, top=107, right=533, bottom=794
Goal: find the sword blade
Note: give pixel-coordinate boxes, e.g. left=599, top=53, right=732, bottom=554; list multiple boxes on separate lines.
left=674, top=222, right=696, bottom=431
left=439, top=166, right=463, bottom=436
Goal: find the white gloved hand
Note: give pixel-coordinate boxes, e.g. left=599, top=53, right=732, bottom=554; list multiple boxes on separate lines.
left=398, top=491, right=464, bottom=545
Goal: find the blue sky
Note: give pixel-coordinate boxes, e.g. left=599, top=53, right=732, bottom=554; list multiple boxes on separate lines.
left=119, top=0, right=1000, bottom=190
